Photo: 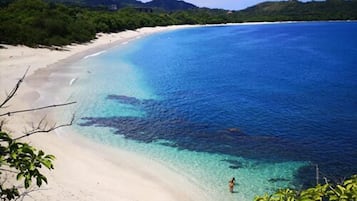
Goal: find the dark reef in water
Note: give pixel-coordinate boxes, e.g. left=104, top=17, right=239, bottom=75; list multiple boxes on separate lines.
left=106, top=95, right=156, bottom=106
left=268, top=178, right=290, bottom=183
left=80, top=94, right=306, bottom=162
left=221, top=159, right=245, bottom=169
left=79, top=94, right=356, bottom=187
left=107, top=95, right=143, bottom=105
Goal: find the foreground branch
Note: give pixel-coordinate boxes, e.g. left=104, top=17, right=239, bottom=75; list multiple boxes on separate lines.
left=0, top=68, right=77, bottom=139
left=0, top=68, right=29, bottom=109
left=324, top=177, right=339, bottom=196
left=14, top=114, right=75, bottom=141
left=0, top=168, right=19, bottom=174
left=0, top=68, right=76, bottom=201
left=0, top=102, right=76, bottom=117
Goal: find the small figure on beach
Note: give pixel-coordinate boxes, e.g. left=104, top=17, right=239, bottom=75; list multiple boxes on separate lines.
left=229, top=177, right=235, bottom=193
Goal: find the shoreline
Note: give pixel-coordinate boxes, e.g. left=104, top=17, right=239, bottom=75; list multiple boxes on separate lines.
left=0, top=21, right=340, bottom=200
left=0, top=24, right=211, bottom=201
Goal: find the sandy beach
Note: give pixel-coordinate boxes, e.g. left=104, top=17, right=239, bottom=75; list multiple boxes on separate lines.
left=0, top=25, right=210, bottom=201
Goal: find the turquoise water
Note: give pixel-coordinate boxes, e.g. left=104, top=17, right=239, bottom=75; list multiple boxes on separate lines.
left=64, top=22, right=357, bottom=200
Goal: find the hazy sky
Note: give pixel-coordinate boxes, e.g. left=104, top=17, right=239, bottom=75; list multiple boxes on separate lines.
left=141, top=0, right=279, bottom=10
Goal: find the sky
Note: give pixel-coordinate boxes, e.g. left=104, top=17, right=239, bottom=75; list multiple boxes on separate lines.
left=140, top=0, right=282, bottom=11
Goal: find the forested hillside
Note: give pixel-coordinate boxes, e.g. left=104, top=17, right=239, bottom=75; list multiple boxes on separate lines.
left=0, top=0, right=231, bottom=46
left=238, top=0, right=357, bottom=21
left=145, top=0, right=197, bottom=11
left=1, top=0, right=198, bottom=11
left=0, top=0, right=356, bottom=47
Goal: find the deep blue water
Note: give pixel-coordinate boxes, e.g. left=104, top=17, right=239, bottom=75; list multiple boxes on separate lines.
left=79, top=22, right=357, bottom=187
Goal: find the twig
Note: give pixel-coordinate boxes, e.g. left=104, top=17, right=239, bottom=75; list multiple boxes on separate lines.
left=324, top=177, right=339, bottom=196
left=0, top=168, right=19, bottom=174
left=0, top=120, right=6, bottom=131
left=0, top=102, right=76, bottom=117
left=0, top=68, right=29, bottom=108
left=17, top=186, right=50, bottom=201
left=0, top=172, right=11, bottom=186
left=13, top=114, right=75, bottom=141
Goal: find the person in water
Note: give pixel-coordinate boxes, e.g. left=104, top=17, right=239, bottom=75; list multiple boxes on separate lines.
left=229, top=177, right=235, bottom=193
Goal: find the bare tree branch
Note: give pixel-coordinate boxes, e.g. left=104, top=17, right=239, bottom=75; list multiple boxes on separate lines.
left=13, top=114, right=75, bottom=141
left=0, top=69, right=77, bottom=141
left=0, top=120, right=6, bottom=131
left=324, top=177, right=339, bottom=195
left=0, top=172, right=13, bottom=186
left=0, top=168, right=19, bottom=174
left=17, top=186, right=50, bottom=201
left=0, top=69, right=77, bottom=200
left=0, top=101, right=76, bottom=117
left=0, top=68, right=29, bottom=109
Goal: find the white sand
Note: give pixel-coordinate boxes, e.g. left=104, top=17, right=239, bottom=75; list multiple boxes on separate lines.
left=0, top=25, right=211, bottom=201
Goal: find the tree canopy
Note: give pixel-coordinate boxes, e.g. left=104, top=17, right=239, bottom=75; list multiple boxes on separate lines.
left=0, top=131, right=55, bottom=200
left=1, top=0, right=357, bottom=47
left=255, top=174, right=357, bottom=201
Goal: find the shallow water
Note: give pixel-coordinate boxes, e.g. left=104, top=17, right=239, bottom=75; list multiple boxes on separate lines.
left=63, top=22, right=357, bottom=200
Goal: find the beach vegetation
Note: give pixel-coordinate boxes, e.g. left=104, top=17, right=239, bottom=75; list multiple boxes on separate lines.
left=254, top=174, right=357, bottom=201
left=1, top=0, right=357, bottom=47
left=0, top=131, right=55, bottom=200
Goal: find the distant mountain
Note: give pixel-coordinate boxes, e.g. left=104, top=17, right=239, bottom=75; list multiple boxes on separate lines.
left=48, top=0, right=144, bottom=8
left=91, top=0, right=143, bottom=8
left=145, top=0, right=197, bottom=11
left=237, top=0, right=357, bottom=20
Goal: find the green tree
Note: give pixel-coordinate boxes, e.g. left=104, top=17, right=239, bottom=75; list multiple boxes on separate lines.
left=0, top=131, right=55, bottom=200
left=1, top=0, right=357, bottom=47
left=254, top=175, right=357, bottom=201
left=0, top=71, right=75, bottom=200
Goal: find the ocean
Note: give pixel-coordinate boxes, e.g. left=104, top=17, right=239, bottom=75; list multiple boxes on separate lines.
left=64, top=22, right=357, bottom=200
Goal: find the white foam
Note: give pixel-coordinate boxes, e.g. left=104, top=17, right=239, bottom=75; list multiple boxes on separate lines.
left=83, top=50, right=106, bottom=59
left=69, top=77, right=78, bottom=86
